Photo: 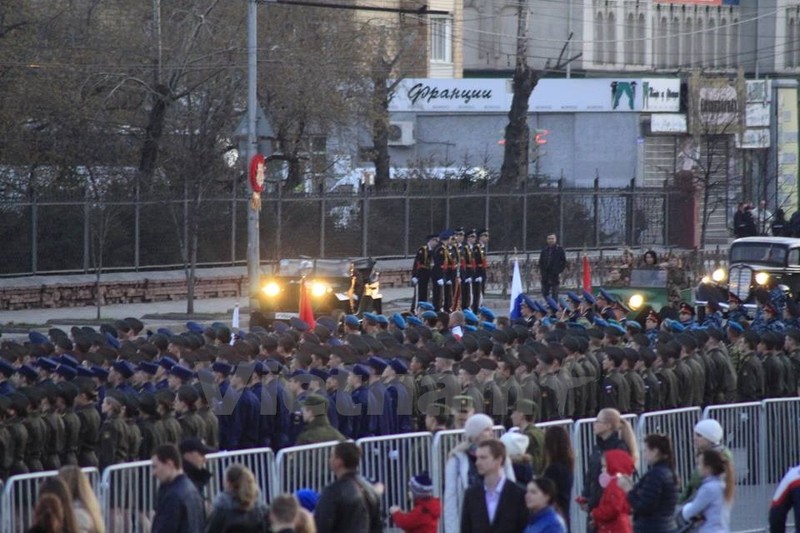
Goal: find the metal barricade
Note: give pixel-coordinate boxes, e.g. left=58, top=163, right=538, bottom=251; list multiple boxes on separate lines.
left=99, top=460, right=156, bottom=533
left=430, top=429, right=464, bottom=502
left=1, top=467, right=98, bottom=533
left=571, top=414, right=637, bottom=533
left=764, top=398, right=800, bottom=532
left=704, top=402, right=767, bottom=533
left=271, top=441, right=340, bottom=501
left=205, top=447, right=275, bottom=505
left=358, top=432, right=433, bottom=531
left=636, top=407, right=701, bottom=488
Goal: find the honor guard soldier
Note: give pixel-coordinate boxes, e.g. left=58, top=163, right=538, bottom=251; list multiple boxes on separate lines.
left=411, top=235, right=439, bottom=311
left=461, top=229, right=477, bottom=311
left=449, top=229, right=464, bottom=311
left=472, top=229, right=489, bottom=313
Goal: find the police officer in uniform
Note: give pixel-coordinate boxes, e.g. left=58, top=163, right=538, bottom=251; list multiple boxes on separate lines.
left=412, top=234, right=438, bottom=309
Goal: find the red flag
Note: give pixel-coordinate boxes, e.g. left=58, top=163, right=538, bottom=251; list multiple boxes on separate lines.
left=299, top=279, right=316, bottom=329
left=582, top=255, right=592, bottom=293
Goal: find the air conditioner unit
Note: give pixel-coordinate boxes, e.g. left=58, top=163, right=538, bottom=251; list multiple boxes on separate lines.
left=388, top=121, right=415, bottom=146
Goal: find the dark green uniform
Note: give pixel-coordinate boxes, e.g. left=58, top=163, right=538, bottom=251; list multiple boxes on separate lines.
left=519, top=373, right=542, bottom=419
left=178, top=409, right=208, bottom=441
left=76, top=404, right=101, bottom=467
left=42, top=411, right=65, bottom=470
left=539, top=372, right=566, bottom=421
left=125, top=419, right=142, bottom=462
left=556, top=368, right=574, bottom=420
left=578, top=355, right=598, bottom=418
left=641, top=368, right=662, bottom=412
left=737, top=351, right=765, bottom=402
left=137, top=417, right=165, bottom=460
left=98, top=413, right=129, bottom=469
left=655, top=365, right=679, bottom=409
left=762, top=353, right=786, bottom=399
left=413, top=371, right=436, bottom=430
left=497, top=376, right=521, bottom=425
left=462, top=383, right=484, bottom=415
left=789, top=349, right=800, bottom=396
left=686, top=353, right=706, bottom=407
left=624, top=369, right=645, bottom=415
left=706, top=347, right=737, bottom=404
left=160, top=412, right=183, bottom=445
left=7, top=415, right=28, bottom=475
left=482, top=379, right=507, bottom=424
left=777, top=352, right=796, bottom=397
left=673, top=359, right=695, bottom=408
left=61, top=408, right=81, bottom=466
left=600, top=369, right=630, bottom=414
left=565, top=359, right=587, bottom=419
left=23, top=412, right=46, bottom=472
left=197, top=406, right=219, bottom=449
left=296, top=415, right=346, bottom=445
left=521, top=422, right=546, bottom=474
left=0, top=422, right=12, bottom=479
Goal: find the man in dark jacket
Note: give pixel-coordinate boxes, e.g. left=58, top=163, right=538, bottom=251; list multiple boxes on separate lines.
left=538, top=233, right=567, bottom=298
left=315, top=442, right=382, bottom=533
left=179, top=437, right=214, bottom=503
left=460, top=439, right=528, bottom=533
left=151, top=443, right=206, bottom=533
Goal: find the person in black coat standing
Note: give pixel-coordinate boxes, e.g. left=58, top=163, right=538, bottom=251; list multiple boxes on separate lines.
left=460, top=439, right=529, bottom=533
left=619, top=434, right=678, bottom=533
left=151, top=444, right=206, bottom=533
left=538, top=233, right=567, bottom=299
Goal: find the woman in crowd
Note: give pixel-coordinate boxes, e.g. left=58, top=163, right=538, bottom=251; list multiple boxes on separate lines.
left=523, top=477, right=566, bottom=533
left=443, top=413, right=515, bottom=533
left=542, top=426, right=574, bottom=526
left=679, top=449, right=733, bottom=533
left=681, top=419, right=734, bottom=503
left=32, top=478, right=79, bottom=533
left=642, top=250, right=659, bottom=268
left=205, top=463, right=270, bottom=533
left=28, top=494, right=68, bottom=533
left=579, top=408, right=638, bottom=519
left=619, top=433, right=678, bottom=533
left=59, top=465, right=105, bottom=533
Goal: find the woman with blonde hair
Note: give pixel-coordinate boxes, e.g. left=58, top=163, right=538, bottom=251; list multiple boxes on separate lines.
left=33, top=477, right=79, bottom=533
left=205, top=463, right=269, bottom=533
left=58, top=465, right=105, bottom=533
left=578, top=409, right=638, bottom=524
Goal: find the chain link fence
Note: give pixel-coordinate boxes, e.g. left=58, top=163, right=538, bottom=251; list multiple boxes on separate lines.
left=0, top=180, right=691, bottom=276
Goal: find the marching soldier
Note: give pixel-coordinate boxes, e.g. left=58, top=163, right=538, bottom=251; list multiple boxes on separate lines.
left=411, top=234, right=439, bottom=310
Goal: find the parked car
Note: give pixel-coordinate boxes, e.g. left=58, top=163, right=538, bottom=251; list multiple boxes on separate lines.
left=254, top=257, right=382, bottom=324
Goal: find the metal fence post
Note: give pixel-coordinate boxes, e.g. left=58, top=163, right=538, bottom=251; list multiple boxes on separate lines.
left=558, top=178, right=564, bottom=247
left=276, top=181, right=283, bottom=260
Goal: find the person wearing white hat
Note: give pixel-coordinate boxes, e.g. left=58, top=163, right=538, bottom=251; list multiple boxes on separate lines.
left=501, top=430, right=533, bottom=486
left=443, top=414, right=516, bottom=533
left=680, top=419, right=735, bottom=503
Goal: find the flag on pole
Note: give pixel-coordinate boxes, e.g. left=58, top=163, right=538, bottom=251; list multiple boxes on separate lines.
left=232, top=303, right=240, bottom=329
left=509, top=258, right=523, bottom=315
left=299, top=278, right=316, bottom=329
left=582, top=255, right=592, bottom=293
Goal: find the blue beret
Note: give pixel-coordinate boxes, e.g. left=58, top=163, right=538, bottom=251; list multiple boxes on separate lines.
left=136, top=361, right=159, bottom=375
left=625, top=320, right=642, bottom=330
left=353, top=364, right=370, bottom=378
left=273, top=321, right=290, bottom=334
left=558, top=297, right=570, bottom=310
left=328, top=338, right=342, bottom=346
left=546, top=296, right=560, bottom=313
left=169, top=364, right=194, bottom=381
left=17, top=364, right=38, bottom=381
left=253, top=361, right=267, bottom=376
left=212, top=361, right=233, bottom=376
left=598, top=288, right=617, bottom=303
left=264, top=359, right=282, bottom=374
left=478, top=307, right=496, bottom=321
left=389, top=359, right=408, bottom=374
left=290, top=317, right=310, bottom=331
left=481, top=321, right=497, bottom=332
left=566, top=291, right=581, bottom=304
left=186, top=321, right=205, bottom=334
left=344, top=315, right=360, bottom=327
left=329, top=367, right=349, bottom=377
left=112, top=361, right=135, bottom=379
left=417, top=302, right=435, bottom=311
left=287, top=369, right=309, bottom=380
left=421, top=311, right=438, bottom=320
left=465, top=325, right=477, bottom=332
left=582, top=290, right=596, bottom=305
left=533, top=300, right=548, bottom=314
left=0, top=359, right=14, bottom=377
left=310, top=368, right=330, bottom=381
left=105, top=332, right=120, bottom=350
left=36, top=357, right=59, bottom=372
left=375, top=315, right=389, bottom=326
left=362, top=312, right=379, bottom=325
left=607, top=323, right=626, bottom=336
left=391, top=313, right=406, bottom=330
left=438, top=229, right=453, bottom=240
left=522, top=294, right=537, bottom=311
left=407, top=316, right=424, bottom=327
left=593, top=317, right=609, bottom=328
left=28, top=331, right=48, bottom=345
left=664, top=319, right=685, bottom=333
left=57, top=355, right=79, bottom=368
left=158, top=356, right=177, bottom=370
left=463, top=309, right=479, bottom=325
left=56, top=365, right=77, bottom=380
left=76, top=366, right=94, bottom=378
left=156, top=328, right=175, bottom=337
left=91, top=366, right=109, bottom=380
left=727, top=320, right=744, bottom=333
left=366, top=356, right=388, bottom=373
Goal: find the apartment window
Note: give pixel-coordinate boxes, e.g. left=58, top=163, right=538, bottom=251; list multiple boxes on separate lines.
left=787, top=13, right=798, bottom=68
left=637, top=14, right=646, bottom=64
left=624, top=13, right=635, bottom=64
left=595, top=12, right=605, bottom=63
left=429, top=15, right=452, bottom=63
left=684, top=18, right=693, bottom=67
left=606, top=11, right=617, bottom=64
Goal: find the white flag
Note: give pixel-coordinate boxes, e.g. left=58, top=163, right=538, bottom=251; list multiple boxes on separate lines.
left=510, top=258, right=523, bottom=313
left=232, top=303, right=240, bottom=329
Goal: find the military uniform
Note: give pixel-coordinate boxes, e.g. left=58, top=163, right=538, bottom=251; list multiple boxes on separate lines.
left=178, top=408, right=207, bottom=441
left=295, top=395, right=346, bottom=445
left=777, top=351, right=796, bottom=397
left=706, top=347, right=737, bottom=404
left=431, top=241, right=447, bottom=311
left=539, top=371, right=566, bottom=421
left=125, top=417, right=142, bottom=462
left=762, top=353, right=786, bottom=399
left=655, top=365, right=678, bottom=409
left=23, top=410, right=46, bottom=472
left=472, top=239, right=487, bottom=313
left=445, top=239, right=459, bottom=311
left=160, top=411, right=183, bottom=446
left=76, top=403, right=100, bottom=467
left=137, top=415, right=165, bottom=460
left=60, top=406, right=81, bottom=466
left=98, top=412, right=129, bottom=469
left=460, top=238, right=475, bottom=310
left=737, top=351, right=765, bottom=402
left=673, top=359, right=695, bottom=408
left=197, top=405, right=220, bottom=449
left=42, top=408, right=65, bottom=471
left=600, top=368, right=630, bottom=414
left=412, top=240, right=435, bottom=306
left=624, top=369, right=646, bottom=415
left=641, top=368, right=662, bottom=412
left=6, top=413, right=28, bottom=475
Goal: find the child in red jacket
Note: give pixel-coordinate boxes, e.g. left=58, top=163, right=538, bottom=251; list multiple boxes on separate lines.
left=590, top=449, right=635, bottom=533
left=389, top=472, right=442, bottom=533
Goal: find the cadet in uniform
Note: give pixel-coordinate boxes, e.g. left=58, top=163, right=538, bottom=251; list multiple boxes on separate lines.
left=0, top=397, right=13, bottom=479
left=98, top=390, right=129, bottom=469
left=21, top=387, right=47, bottom=472
left=74, top=377, right=101, bottom=467
left=295, top=394, right=346, bottom=446
left=621, top=349, right=645, bottom=415
left=511, top=399, right=545, bottom=474
left=655, top=342, right=679, bottom=410
left=457, top=360, right=485, bottom=415
left=738, top=331, right=765, bottom=402
left=175, top=385, right=207, bottom=441
left=537, top=348, right=567, bottom=421
left=40, top=383, right=66, bottom=470
left=6, top=393, right=29, bottom=475
left=155, top=389, right=183, bottom=445
left=599, top=347, right=631, bottom=413
left=136, top=392, right=166, bottom=460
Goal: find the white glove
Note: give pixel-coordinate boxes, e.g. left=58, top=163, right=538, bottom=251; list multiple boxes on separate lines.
left=411, top=277, right=418, bottom=285
left=475, top=276, right=483, bottom=283
left=437, top=279, right=444, bottom=286
left=465, top=277, right=472, bottom=283
left=446, top=280, right=452, bottom=286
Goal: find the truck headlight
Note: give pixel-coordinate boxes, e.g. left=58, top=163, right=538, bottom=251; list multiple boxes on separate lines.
left=262, top=282, right=281, bottom=297
left=711, top=268, right=726, bottom=283
left=755, top=272, right=770, bottom=285
left=629, top=294, right=644, bottom=311
left=309, top=281, right=330, bottom=297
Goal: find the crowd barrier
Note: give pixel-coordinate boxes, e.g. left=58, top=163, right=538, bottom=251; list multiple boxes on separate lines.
left=1, top=400, right=799, bottom=533
left=0, top=467, right=98, bottom=533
